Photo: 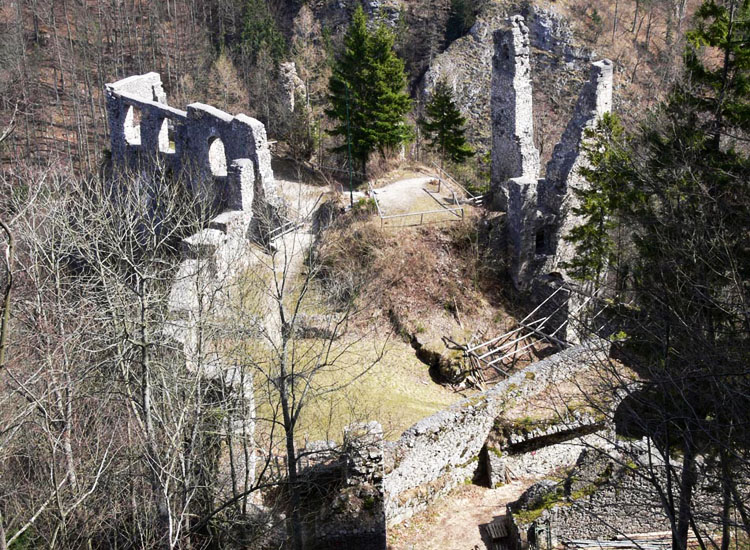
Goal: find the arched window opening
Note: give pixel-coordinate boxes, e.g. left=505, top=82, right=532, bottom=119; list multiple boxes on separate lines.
left=158, top=118, right=176, bottom=153
left=124, top=105, right=142, bottom=145
left=208, top=136, right=227, bottom=177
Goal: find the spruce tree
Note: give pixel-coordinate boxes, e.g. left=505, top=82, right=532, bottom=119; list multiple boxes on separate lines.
left=565, top=3, right=750, bottom=548
left=327, top=6, right=412, bottom=175
left=241, top=0, right=287, bottom=64
left=419, top=78, right=474, bottom=168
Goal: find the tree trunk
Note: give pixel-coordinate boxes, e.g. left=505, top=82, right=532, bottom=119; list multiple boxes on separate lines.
left=139, top=276, right=171, bottom=547
left=720, top=448, right=733, bottom=550
left=613, top=0, right=619, bottom=41
left=674, top=440, right=698, bottom=550
left=0, top=220, right=12, bottom=371
left=279, top=363, right=304, bottom=550
left=0, top=511, right=7, bottom=550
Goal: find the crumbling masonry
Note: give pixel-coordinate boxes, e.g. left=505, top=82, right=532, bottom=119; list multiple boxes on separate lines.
left=105, top=72, right=290, bottom=512
left=491, top=14, right=540, bottom=211
left=105, top=72, right=282, bottom=237
left=491, top=16, right=613, bottom=291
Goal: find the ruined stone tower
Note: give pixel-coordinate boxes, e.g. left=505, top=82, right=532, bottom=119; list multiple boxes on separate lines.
left=490, top=17, right=613, bottom=292
left=538, top=59, right=613, bottom=276
left=490, top=15, right=540, bottom=211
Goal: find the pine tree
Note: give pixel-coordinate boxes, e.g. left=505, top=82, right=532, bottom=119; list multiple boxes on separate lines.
left=562, top=112, right=629, bottom=284
left=327, top=6, right=412, bottom=175
left=684, top=0, right=750, bottom=147
left=419, top=79, right=474, bottom=168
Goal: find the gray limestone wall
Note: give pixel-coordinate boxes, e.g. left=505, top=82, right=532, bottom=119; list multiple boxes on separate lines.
left=383, top=341, right=609, bottom=525
left=495, top=432, right=603, bottom=485
left=491, top=16, right=540, bottom=211
left=538, top=59, right=613, bottom=277
left=507, top=176, right=541, bottom=289
left=509, top=448, right=672, bottom=547
left=490, top=16, right=615, bottom=289
left=105, top=72, right=279, bottom=229
left=421, top=4, right=592, bottom=159
left=509, top=445, right=723, bottom=548
left=499, top=55, right=613, bottom=290
left=307, top=422, right=387, bottom=550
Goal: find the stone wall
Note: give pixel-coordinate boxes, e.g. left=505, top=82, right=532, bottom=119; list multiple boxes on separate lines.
left=538, top=59, right=613, bottom=277
left=548, top=450, right=670, bottom=541
left=485, top=419, right=605, bottom=488
left=301, top=422, right=386, bottom=550
left=490, top=15, right=613, bottom=291
left=106, top=70, right=290, bottom=522
left=421, top=4, right=591, bottom=158
left=508, top=444, right=722, bottom=547
left=383, top=340, right=609, bottom=525
left=490, top=16, right=539, bottom=210
left=490, top=432, right=603, bottom=486
left=105, top=72, right=280, bottom=231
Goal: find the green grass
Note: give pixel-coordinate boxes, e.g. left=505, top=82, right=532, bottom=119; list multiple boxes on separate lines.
left=252, top=338, right=464, bottom=442
left=514, top=486, right=567, bottom=524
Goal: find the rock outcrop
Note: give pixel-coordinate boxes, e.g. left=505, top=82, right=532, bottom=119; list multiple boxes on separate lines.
left=422, top=4, right=592, bottom=157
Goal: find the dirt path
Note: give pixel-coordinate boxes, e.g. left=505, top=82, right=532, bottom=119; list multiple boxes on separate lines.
left=372, top=177, right=437, bottom=214
left=388, top=482, right=531, bottom=550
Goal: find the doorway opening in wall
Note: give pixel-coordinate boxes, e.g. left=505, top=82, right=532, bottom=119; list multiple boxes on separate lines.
left=124, top=105, right=142, bottom=145
left=158, top=119, right=176, bottom=153
left=208, top=136, right=227, bottom=177
left=535, top=229, right=546, bottom=254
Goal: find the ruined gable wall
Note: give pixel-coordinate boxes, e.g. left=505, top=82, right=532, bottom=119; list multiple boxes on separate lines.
left=493, top=33, right=613, bottom=289
left=539, top=59, right=613, bottom=277
left=105, top=72, right=276, bottom=223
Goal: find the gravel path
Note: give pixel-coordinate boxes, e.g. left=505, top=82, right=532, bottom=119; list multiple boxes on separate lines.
left=388, top=482, right=531, bottom=550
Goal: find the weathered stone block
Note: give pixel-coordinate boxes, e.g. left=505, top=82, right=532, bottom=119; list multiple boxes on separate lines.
left=226, top=158, right=255, bottom=212
left=486, top=448, right=507, bottom=487
left=507, top=176, right=539, bottom=290
left=181, top=228, right=226, bottom=260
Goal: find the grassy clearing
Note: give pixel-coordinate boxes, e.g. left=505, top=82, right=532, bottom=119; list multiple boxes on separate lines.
left=252, top=337, right=464, bottom=442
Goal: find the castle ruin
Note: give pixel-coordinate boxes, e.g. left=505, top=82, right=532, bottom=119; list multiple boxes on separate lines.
left=100, top=41, right=619, bottom=545
left=105, top=72, right=282, bottom=238
left=491, top=16, right=613, bottom=291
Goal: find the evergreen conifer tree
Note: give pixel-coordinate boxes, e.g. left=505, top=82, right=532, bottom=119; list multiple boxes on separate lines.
left=419, top=79, right=474, bottom=168
left=327, top=6, right=412, bottom=175
left=241, top=0, right=287, bottom=64
left=565, top=3, right=750, bottom=548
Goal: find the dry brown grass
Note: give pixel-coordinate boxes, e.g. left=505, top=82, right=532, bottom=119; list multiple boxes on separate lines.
left=315, top=202, right=523, bottom=380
